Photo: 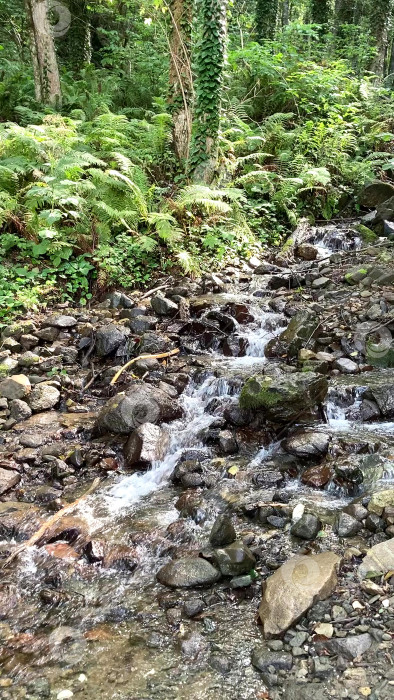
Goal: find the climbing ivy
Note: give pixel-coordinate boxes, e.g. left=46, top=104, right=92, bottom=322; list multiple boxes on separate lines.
left=190, top=0, right=228, bottom=180
left=255, top=0, right=278, bottom=43
left=309, top=0, right=331, bottom=27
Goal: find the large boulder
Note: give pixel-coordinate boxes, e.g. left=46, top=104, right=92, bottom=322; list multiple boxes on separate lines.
left=265, top=310, right=319, bottom=360
left=94, top=384, right=182, bottom=435
left=29, top=384, right=60, bottom=412
left=282, top=431, right=329, bottom=459
left=96, top=324, right=130, bottom=357
left=150, top=292, right=178, bottom=317
left=0, top=468, right=20, bottom=495
left=358, top=537, right=394, bottom=578
left=258, top=552, right=341, bottom=638
left=360, top=182, right=394, bottom=207
left=239, top=372, right=328, bottom=423
left=157, top=558, right=221, bottom=588
left=0, top=374, right=31, bottom=400
left=124, top=423, right=169, bottom=468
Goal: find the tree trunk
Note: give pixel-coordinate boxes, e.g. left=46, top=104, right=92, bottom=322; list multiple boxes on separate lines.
left=191, top=0, right=228, bottom=183
left=25, top=0, right=61, bottom=106
left=282, top=0, right=290, bottom=27
left=334, top=0, right=356, bottom=26
left=256, top=0, right=279, bottom=42
left=310, top=0, right=330, bottom=27
left=367, top=0, right=393, bottom=77
left=387, top=34, right=394, bottom=84
left=168, top=0, right=193, bottom=163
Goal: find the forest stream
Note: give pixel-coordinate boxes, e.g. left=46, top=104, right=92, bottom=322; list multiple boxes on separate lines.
left=0, top=219, right=394, bottom=700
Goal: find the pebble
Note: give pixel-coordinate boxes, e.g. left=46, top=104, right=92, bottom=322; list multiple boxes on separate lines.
left=57, top=692, right=73, bottom=700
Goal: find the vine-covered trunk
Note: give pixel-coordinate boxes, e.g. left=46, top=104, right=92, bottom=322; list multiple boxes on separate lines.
left=168, top=0, right=193, bottom=163
left=256, top=0, right=279, bottom=42
left=25, top=0, right=61, bottom=105
left=56, top=0, right=92, bottom=71
left=191, top=0, right=228, bottom=183
left=367, top=0, right=393, bottom=77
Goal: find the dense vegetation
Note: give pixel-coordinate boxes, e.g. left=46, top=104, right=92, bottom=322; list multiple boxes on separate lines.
left=1, top=0, right=394, bottom=317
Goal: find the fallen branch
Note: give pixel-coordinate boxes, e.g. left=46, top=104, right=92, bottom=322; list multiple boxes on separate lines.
left=140, top=278, right=172, bottom=301
left=2, top=478, right=101, bottom=569
left=110, top=348, right=180, bottom=385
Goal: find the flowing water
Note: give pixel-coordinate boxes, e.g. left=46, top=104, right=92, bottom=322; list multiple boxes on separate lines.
left=2, top=224, right=393, bottom=699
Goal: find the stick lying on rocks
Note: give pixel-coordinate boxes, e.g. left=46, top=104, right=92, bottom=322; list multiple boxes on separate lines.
left=110, top=348, right=180, bottom=385
left=2, top=478, right=101, bottom=569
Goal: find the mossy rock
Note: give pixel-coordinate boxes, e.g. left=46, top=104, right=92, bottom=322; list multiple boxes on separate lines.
left=356, top=224, right=377, bottom=244
left=239, top=371, right=328, bottom=423
left=265, top=310, right=319, bottom=360
left=0, top=358, right=19, bottom=378
left=345, top=267, right=369, bottom=285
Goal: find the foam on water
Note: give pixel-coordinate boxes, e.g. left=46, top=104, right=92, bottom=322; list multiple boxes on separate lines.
left=104, top=376, right=232, bottom=509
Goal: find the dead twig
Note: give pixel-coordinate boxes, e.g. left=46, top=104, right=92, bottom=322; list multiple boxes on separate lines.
left=110, top=348, right=180, bottom=385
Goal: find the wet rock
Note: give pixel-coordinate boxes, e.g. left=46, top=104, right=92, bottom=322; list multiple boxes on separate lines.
left=282, top=431, right=329, bottom=459
left=29, top=384, right=60, bottom=412
left=157, top=558, right=221, bottom=588
left=94, top=385, right=182, bottom=435
left=296, top=244, right=318, bottom=261
left=222, top=336, right=247, bottom=357
left=239, top=372, right=328, bottom=423
left=365, top=513, right=385, bottom=532
left=359, top=537, right=394, bottom=578
left=301, top=464, right=331, bottom=488
left=96, top=324, right=129, bottom=357
left=335, top=512, right=362, bottom=537
left=46, top=315, right=77, bottom=328
left=214, top=541, right=256, bottom=576
left=265, top=310, right=319, bottom=360
left=183, top=598, right=205, bottom=617
left=0, top=501, right=45, bottom=539
left=124, top=423, right=169, bottom=468
left=251, top=647, right=292, bottom=673
left=317, top=633, right=372, bottom=660
left=218, top=429, right=238, bottom=454
left=334, top=358, right=359, bottom=374
left=290, top=513, right=321, bottom=540
left=9, top=399, right=32, bottom=422
left=0, top=467, right=20, bottom=495
left=209, top=514, right=236, bottom=547
left=344, top=503, right=368, bottom=521
left=181, top=631, right=208, bottom=657
left=259, top=552, right=341, bottom=638
left=0, top=374, right=31, bottom=400
left=150, top=292, right=178, bottom=316
left=102, top=544, right=138, bottom=571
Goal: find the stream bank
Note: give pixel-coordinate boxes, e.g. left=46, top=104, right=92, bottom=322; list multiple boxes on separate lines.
left=0, top=219, right=394, bottom=699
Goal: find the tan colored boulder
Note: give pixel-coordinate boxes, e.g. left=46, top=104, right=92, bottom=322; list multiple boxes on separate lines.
left=367, top=489, right=394, bottom=516
left=358, top=538, right=394, bottom=578
left=0, top=374, right=31, bottom=400
left=259, top=551, right=341, bottom=638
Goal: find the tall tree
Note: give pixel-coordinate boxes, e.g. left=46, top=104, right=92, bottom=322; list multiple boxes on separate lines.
left=25, top=0, right=61, bottom=105
left=334, top=0, right=356, bottom=26
left=367, top=0, right=394, bottom=77
left=255, top=0, right=278, bottom=42
left=168, top=0, right=193, bottom=163
left=191, top=0, right=228, bottom=182
left=310, top=0, right=331, bottom=27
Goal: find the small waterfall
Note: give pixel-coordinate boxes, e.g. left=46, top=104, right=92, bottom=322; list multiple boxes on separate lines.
left=234, top=308, right=284, bottom=366
left=105, top=375, right=232, bottom=509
